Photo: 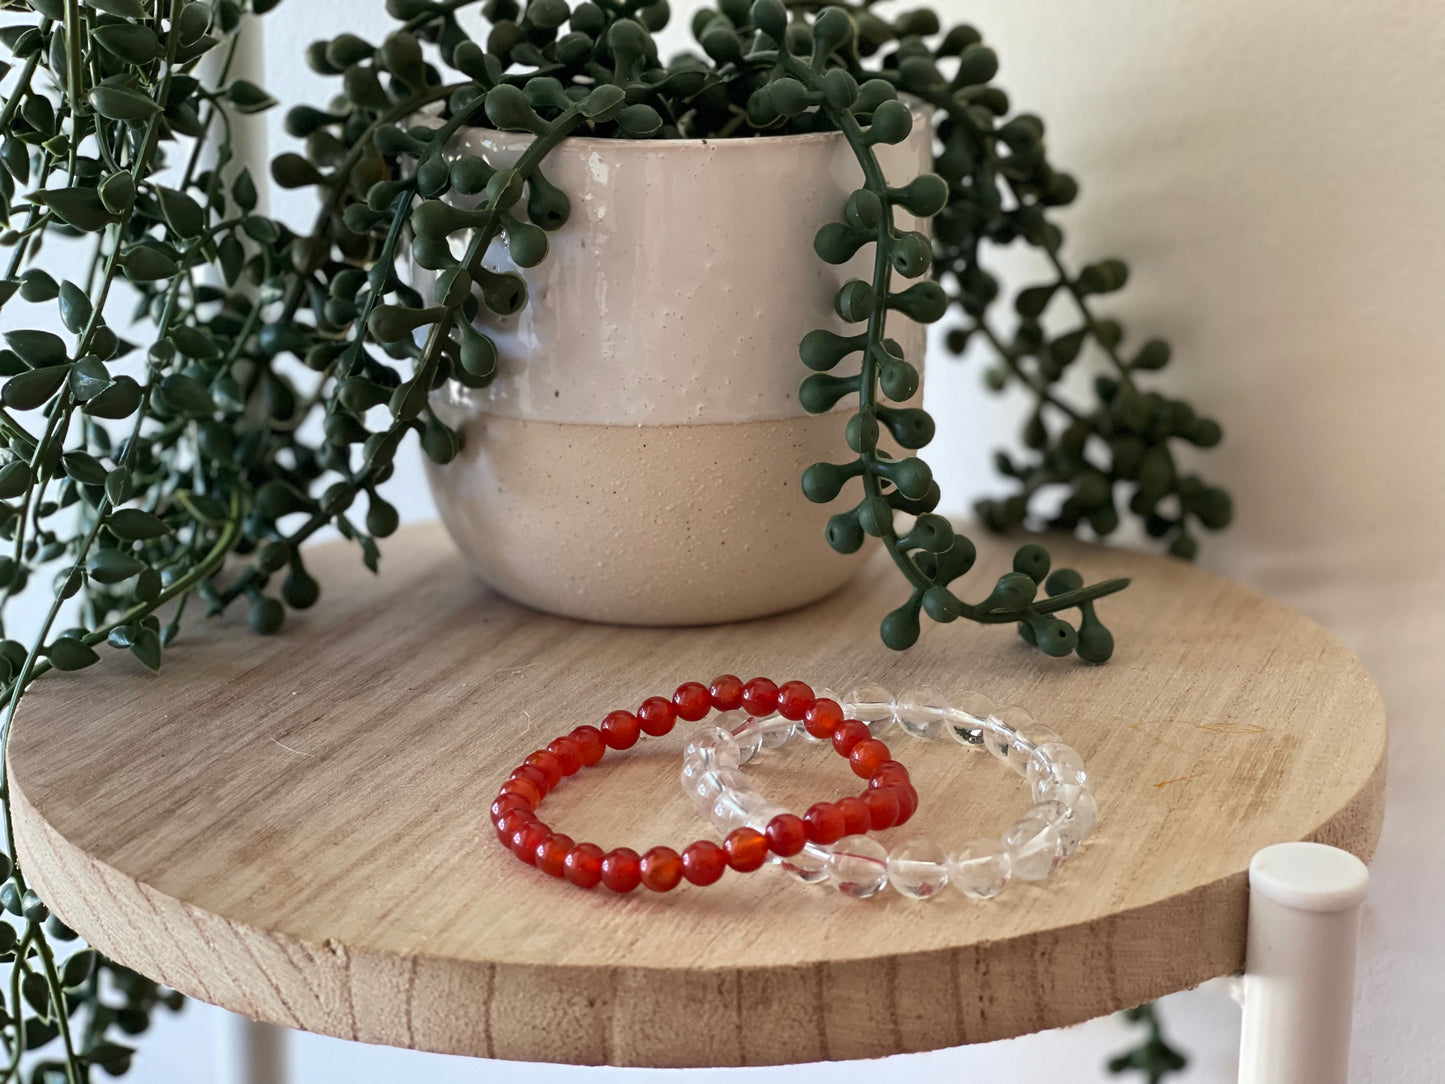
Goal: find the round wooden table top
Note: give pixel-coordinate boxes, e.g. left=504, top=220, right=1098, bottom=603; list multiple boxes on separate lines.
left=7, top=524, right=1385, bottom=1068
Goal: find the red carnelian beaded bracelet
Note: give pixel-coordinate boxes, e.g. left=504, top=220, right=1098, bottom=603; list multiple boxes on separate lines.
left=490, top=676, right=917, bottom=893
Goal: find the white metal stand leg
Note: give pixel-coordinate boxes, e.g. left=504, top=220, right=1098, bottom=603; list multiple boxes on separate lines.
left=215, top=1013, right=288, bottom=1084
left=1238, top=842, right=1369, bottom=1084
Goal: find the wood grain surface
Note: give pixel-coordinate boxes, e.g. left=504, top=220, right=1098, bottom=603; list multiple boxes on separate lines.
left=6, top=523, right=1386, bottom=1067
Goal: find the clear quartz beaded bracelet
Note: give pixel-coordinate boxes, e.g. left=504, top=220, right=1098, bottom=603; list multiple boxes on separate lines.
left=680, top=683, right=1097, bottom=900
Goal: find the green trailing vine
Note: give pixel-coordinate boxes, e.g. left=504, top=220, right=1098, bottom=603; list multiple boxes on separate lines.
left=0, top=0, right=1219, bottom=1077
left=1109, top=1002, right=1189, bottom=1083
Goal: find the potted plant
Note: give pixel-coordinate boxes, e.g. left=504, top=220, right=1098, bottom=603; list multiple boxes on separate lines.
left=0, top=0, right=1223, bottom=1076
left=263, top=0, right=1229, bottom=656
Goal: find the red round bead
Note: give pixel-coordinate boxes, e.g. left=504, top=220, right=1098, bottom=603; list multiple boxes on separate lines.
left=724, top=827, right=770, bottom=872
left=893, top=783, right=919, bottom=824
left=709, top=674, right=745, bottom=711
left=765, top=813, right=807, bottom=857
left=863, top=787, right=901, bottom=831
left=495, top=809, right=534, bottom=845
left=601, top=847, right=642, bottom=892
left=831, top=719, right=871, bottom=757
left=868, top=761, right=911, bottom=789
left=499, top=777, right=541, bottom=809
left=546, top=737, right=583, bottom=776
left=524, top=750, right=564, bottom=790
left=564, top=843, right=605, bottom=889
left=837, top=795, right=872, bottom=836
left=536, top=833, right=574, bottom=878
left=672, top=682, right=712, bottom=721
left=804, top=802, right=847, bottom=845
left=600, top=709, right=641, bottom=750
left=849, top=738, right=891, bottom=779
left=569, top=725, right=606, bottom=766
left=512, top=822, right=551, bottom=865
left=775, top=680, right=816, bottom=721
left=682, top=840, right=728, bottom=886
left=509, top=764, right=550, bottom=796
left=741, top=677, right=780, bottom=717
left=640, top=846, right=684, bottom=892
left=491, top=793, right=531, bottom=824
left=637, top=696, right=677, bottom=737
left=803, top=698, right=844, bottom=739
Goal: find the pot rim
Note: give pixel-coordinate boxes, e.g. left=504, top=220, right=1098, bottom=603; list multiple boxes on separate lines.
left=431, top=96, right=932, bottom=153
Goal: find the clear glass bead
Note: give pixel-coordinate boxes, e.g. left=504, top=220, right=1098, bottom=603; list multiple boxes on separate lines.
left=1037, top=778, right=1091, bottom=809
left=804, top=686, right=839, bottom=741
left=1008, top=721, right=1060, bottom=776
left=945, top=690, right=993, bottom=748
left=709, top=773, right=757, bottom=832
left=826, top=835, right=890, bottom=899
left=843, top=681, right=896, bottom=736
left=983, top=704, right=1031, bottom=762
left=778, top=842, right=830, bottom=883
left=754, top=712, right=798, bottom=749
left=947, top=838, right=1011, bottom=899
left=721, top=710, right=763, bottom=763
left=680, top=757, right=724, bottom=812
left=1036, top=783, right=1097, bottom=847
left=886, top=837, right=949, bottom=899
left=1033, top=793, right=1096, bottom=858
left=1027, top=741, right=1088, bottom=800
left=682, top=725, right=740, bottom=770
left=895, top=685, right=949, bottom=741
left=1002, top=809, right=1063, bottom=881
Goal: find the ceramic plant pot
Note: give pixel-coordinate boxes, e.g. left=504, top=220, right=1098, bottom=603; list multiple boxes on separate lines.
left=424, top=114, right=932, bottom=625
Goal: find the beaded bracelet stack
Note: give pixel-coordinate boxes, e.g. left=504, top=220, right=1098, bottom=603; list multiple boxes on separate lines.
left=491, top=675, right=1096, bottom=901
left=695, top=682, right=1096, bottom=900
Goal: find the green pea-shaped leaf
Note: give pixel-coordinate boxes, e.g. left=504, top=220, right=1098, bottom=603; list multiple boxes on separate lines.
left=3, top=364, right=70, bottom=410
left=108, top=508, right=171, bottom=540
left=458, top=323, right=498, bottom=385
left=57, top=281, right=92, bottom=333
left=68, top=356, right=112, bottom=402
left=821, top=68, right=858, bottom=109
left=160, top=373, right=217, bottom=416
left=93, top=23, right=162, bottom=64
left=814, top=222, right=867, bottom=265
left=17, top=269, right=58, bottom=302
left=834, top=279, right=874, bottom=322
left=120, top=246, right=180, bottom=281
left=580, top=84, right=626, bottom=121
left=813, top=7, right=855, bottom=60
left=156, top=186, right=205, bottom=238
left=98, top=171, right=136, bottom=214
left=616, top=103, right=662, bottom=137
left=0, top=461, right=31, bottom=499
left=88, top=549, right=147, bottom=584
left=867, top=99, right=913, bottom=145
left=60, top=450, right=108, bottom=485
left=89, top=85, right=162, bottom=122
left=83, top=374, right=143, bottom=419
left=485, top=84, right=541, bottom=132
left=47, top=636, right=99, bottom=671
left=226, top=79, right=277, bottom=114
left=4, top=329, right=67, bottom=367
left=29, top=187, right=113, bottom=231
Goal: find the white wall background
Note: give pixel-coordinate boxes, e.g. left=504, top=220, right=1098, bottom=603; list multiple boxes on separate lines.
left=12, top=0, right=1445, bottom=1079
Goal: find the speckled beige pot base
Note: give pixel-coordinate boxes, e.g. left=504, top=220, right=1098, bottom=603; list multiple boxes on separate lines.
left=425, top=412, right=874, bottom=625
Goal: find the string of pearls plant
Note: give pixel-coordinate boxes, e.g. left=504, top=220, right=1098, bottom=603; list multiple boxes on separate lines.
left=276, top=0, right=1230, bottom=661
left=0, top=0, right=1223, bottom=1077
